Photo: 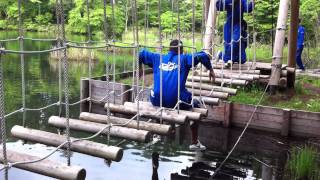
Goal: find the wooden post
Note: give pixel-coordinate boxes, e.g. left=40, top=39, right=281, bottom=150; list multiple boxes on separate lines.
left=281, top=109, right=291, bottom=136
left=287, top=0, right=299, bottom=88
left=11, top=125, right=123, bottom=161
left=223, top=102, right=232, bottom=128
left=0, top=148, right=86, bottom=180
left=80, top=78, right=89, bottom=112
left=269, top=0, right=290, bottom=93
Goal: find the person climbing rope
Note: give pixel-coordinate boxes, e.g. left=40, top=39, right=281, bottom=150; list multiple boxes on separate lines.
left=139, top=39, right=215, bottom=151
left=216, top=0, right=254, bottom=66
left=296, top=19, right=305, bottom=71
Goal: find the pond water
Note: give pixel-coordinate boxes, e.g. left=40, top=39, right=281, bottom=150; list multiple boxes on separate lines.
left=0, top=31, right=304, bottom=180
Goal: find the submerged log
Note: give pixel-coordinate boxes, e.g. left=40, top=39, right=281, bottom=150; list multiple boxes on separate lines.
left=124, top=101, right=203, bottom=120
left=79, top=112, right=172, bottom=135
left=11, top=125, right=123, bottom=162
left=185, top=81, right=237, bottom=95
left=187, top=88, right=229, bottom=99
left=106, top=103, right=187, bottom=124
left=194, top=96, right=220, bottom=105
left=187, top=76, right=248, bottom=86
left=0, top=148, right=86, bottom=180
left=48, top=116, right=152, bottom=143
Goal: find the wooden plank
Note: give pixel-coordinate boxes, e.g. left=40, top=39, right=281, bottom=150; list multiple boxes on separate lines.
left=232, top=104, right=284, bottom=116
left=80, top=78, right=89, bottom=112
left=204, top=103, right=225, bottom=122
left=290, top=110, right=320, bottom=121
left=223, top=102, right=232, bottom=127
left=281, top=109, right=291, bottom=136
left=232, top=110, right=283, bottom=124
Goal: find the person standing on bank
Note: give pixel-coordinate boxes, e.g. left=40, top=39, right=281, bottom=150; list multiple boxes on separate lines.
left=139, top=39, right=215, bottom=151
left=296, top=19, right=305, bottom=71
left=216, top=0, right=254, bottom=66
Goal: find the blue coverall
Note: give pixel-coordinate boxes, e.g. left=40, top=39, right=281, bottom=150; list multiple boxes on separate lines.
left=216, top=0, right=254, bottom=64
left=139, top=50, right=212, bottom=109
left=296, top=25, right=305, bottom=70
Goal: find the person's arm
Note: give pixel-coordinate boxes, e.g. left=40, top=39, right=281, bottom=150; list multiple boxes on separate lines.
left=243, top=0, right=254, bottom=13
left=139, top=49, right=159, bottom=68
left=301, top=27, right=305, bottom=46
left=186, top=52, right=215, bottom=82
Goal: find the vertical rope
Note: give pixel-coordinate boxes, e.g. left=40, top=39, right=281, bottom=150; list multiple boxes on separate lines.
left=133, top=0, right=140, bottom=129
left=55, top=0, right=63, bottom=117
left=177, top=0, right=181, bottom=113
left=131, top=0, right=136, bottom=102
left=158, top=0, right=163, bottom=124
left=103, top=0, right=111, bottom=145
left=191, top=0, right=195, bottom=108
left=58, top=0, right=71, bottom=166
left=0, top=53, right=8, bottom=180
left=142, top=0, right=148, bottom=93
left=111, top=0, right=116, bottom=104
left=239, top=0, right=242, bottom=74
left=18, top=0, right=26, bottom=129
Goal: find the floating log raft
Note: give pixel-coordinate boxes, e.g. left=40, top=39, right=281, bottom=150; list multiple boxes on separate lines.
left=187, top=76, right=248, bottom=86
left=106, top=103, right=187, bottom=124
left=193, top=96, right=219, bottom=105
left=0, top=148, right=86, bottom=180
left=185, top=81, right=237, bottom=95
left=11, top=125, right=123, bottom=162
left=79, top=112, right=172, bottom=135
left=124, top=101, right=206, bottom=119
left=187, top=88, right=229, bottom=99
left=48, top=116, right=152, bottom=143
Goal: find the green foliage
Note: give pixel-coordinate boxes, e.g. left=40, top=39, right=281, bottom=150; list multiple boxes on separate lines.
left=286, top=146, right=320, bottom=180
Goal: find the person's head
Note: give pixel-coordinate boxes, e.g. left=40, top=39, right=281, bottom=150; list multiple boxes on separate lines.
left=169, top=39, right=183, bottom=54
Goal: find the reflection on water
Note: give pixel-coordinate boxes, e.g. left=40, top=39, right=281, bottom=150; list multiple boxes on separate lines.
left=0, top=31, right=304, bottom=180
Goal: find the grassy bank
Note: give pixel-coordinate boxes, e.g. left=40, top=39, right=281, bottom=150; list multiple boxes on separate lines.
left=230, top=75, right=320, bottom=112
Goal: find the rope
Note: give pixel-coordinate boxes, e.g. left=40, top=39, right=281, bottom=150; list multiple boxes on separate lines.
left=103, top=0, right=112, bottom=145
left=158, top=0, right=164, bottom=124
left=0, top=53, right=8, bottom=180
left=86, top=0, right=93, bottom=113
left=209, top=80, right=271, bottom=179
left=56, top=0, right=63, bottom=117
left=57, top=0, right=71, bottom=166
left=18, top=0, right=26, bottom=130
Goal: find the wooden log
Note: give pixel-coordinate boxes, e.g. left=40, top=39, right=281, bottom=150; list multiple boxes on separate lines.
left=48, top=116, right=152, bottom=143
left=196, top=69, right=261, bottom=75
left=185, top=81, right=237, bottom=95
left=11, top=125, right=123, bottom=162
left=124, top=101, right=202, bottom=120
left=136, top=101, right=209, bottom=117
left=187, top=76, right=248, bottom=86
left=106, top=103, right=187, bottom=124
left=269, top=0, right=290, bottom=89
left=187, top=88, right=229, bottom=99
left=279, top=77, right=287, bottom=88
left=193, top=71, right=256, bottom=81
left=0, top=148, right=86, bottom=180
left=194, top=96, right=220, bottom=105
left=79, top=112, right=172, bottom=135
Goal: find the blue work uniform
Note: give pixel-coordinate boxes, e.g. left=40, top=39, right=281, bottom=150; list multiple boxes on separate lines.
left=139, top=50, right=212, bottom=109
left=296, top=25, right=305, bottom=70
left=216, top=0, right=253, bottom=64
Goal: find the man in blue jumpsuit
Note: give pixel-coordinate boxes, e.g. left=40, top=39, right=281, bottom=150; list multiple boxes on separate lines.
left=216, top=0, right=254, bottom=65
left=296, top=19, right=305, bottom=70
left=139, top=40, right=215, bottom=151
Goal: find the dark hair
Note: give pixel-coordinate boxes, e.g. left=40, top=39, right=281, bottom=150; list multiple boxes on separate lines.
left=169, top=39, right=183, bottom=54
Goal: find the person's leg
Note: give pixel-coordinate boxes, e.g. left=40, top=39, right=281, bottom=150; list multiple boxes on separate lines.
left=190, top=121, right=199, bottom=144
left=296, top=47, right=305, bottom=70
